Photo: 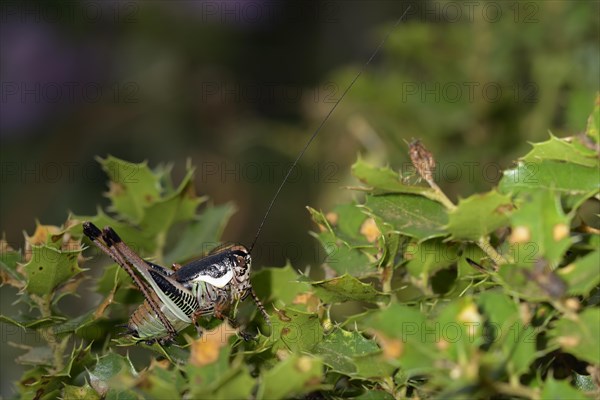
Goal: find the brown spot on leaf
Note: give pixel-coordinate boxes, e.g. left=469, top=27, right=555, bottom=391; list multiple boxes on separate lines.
left=360, top=218, right=380, bottom=243
left=292, top=292, right=320, bottom=313
left=189, top=322, right=235, bottom=367
left=325, top=212, right=338, bottom=226
left=372, top=330, right=403, bottom=359
left=557, top=335, right=580, bottom=348
left=295, top=356, right=313, bottom=373
left=281, top=327, right=291, bottom=336
left=509, top=226, right=530, bottom=243
left=275, top=309, right=292, bottom=322
left=553, top=223, right=569, bottom=241
left=494, top=204, right=514, bottom=214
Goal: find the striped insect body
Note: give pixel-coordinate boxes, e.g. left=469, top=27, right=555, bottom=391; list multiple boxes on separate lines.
left=83, top=222, right=267, bottom=344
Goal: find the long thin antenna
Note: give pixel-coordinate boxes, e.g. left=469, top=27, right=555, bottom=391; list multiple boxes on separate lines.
left=249, top=6, right=412, bottom=253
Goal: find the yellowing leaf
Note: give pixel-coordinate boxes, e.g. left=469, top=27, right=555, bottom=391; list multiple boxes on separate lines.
left=189, top=322, right=235, bottom=367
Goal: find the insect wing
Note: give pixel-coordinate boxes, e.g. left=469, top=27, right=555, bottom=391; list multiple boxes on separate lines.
left=174, top=252, right=235, bottom=289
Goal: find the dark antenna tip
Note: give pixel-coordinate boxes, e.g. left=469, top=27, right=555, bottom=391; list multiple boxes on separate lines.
left=248, top=6, right=412, bottom=253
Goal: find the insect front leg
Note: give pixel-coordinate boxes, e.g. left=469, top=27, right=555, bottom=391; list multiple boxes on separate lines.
left=250, top=288, right=271, bottom=326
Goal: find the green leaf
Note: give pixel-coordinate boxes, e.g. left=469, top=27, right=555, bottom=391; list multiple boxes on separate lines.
left=211, top=368, right=255, bottom=400
left=364, top=304, right=436, bottom=374
left=88, top=352, right=138, bottom=398
left=405, top=238, right=458, bottom=281
left=499, top=160, right=599, bottom=195
left=540, top=377, right=589, bottom=400
left=308, top=274, right=390, bottom=304
left=352, top=158, right=432, bottom=195
left=78, top=209, right=156, bottom=253
left=365, top=194, right=448, bottom=241
left=550, top=307, right=600, bottom=365
left=313, top=328, right=380, bottom=375
left=137, top=363, right=186, bottom=399
left=478, top=291, right=537, bottom=377
left=251, top=265, right=311, bottom=306
left=186, top=346, right=235, bottom=397
left=0, top=314, right=64, bottom=329
left=327, top=203, right=373, bottom=247
left=585, top=94, right=599, bottom=143
left=62, top=384, right=101, bottom=400
left=17, top=367, right=63, bottom=400
left=22, top=244, right=83, bottom=296
left=508, top=190, right=571, bottom=265
left=257, top=354, right=323, bottom=400
left=165, top=203, right=236, bottom=263
left=268, top=307, right=324, bottom=353
left=99, top=156, right=163, bottom=223
left=447, top=191, right=513, bottom=240
left=0, top=240, right=23, bottom=287
left=312, top=230, right=375, bottom=277
left=522, top=134, right=598, bottom=167
left=353, top=352, right=396, bottom=380
left=137, top=167, right=205, bottom=236
left=558, top=251, right=600, bottom=296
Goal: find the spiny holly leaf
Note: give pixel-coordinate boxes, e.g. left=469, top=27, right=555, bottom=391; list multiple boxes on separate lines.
left=522, top=133, right=598, bottom=167
left=251, top=265, right=311, bottom=306
left=257, top=354, right=323, bottom=400
left=478, top=291, right=537, bottom=377
left=88, top=352, right=138, bottom=398
left=0, top=239, right=24, bottom=288
left=558, top=251, right=600, bottom=296
left=404, top=238, right=458, bottom=282
left=446, top=191, right=513, bottom=240
left=549, top=307, right=600, bottom=365
left=364, top=194, right=448, bottom=241
left=313, top=328, right=380, bottom=376
left=498, top=160, right=599, bottom=195
left=62, top=384, right=101, bottom=400
left=137, top=167, right=205, bottom=236
left=364, top=304, right=436, bottom=374
left=307, top=274, right=390, bottom=304
left=211, top=368, right=255, bottom=400
left=99, top=156, right=163, bottom=223
left=17, top=367, right=64, bottom=400
left=0, top=314, right=64, bottom=329
left=434, top=298, right=483, bottom=366
left=352, top=158, right=432, bottom=196
left=308, top=208, right=377, bottom=277
left=186, top=344, right=236, bottom=396
left=322, top=203, right=374, bottom=247
left=316, top=233, right=375, bottom=277
left=508, top=190, right=571, bottom=265
left=22, top=245, right=83, bottom=297
left=352, top=352, right=396, bottom=380
left=268, top=307, right=324, bottom=353
left=165, top=202, right=236, bottom=264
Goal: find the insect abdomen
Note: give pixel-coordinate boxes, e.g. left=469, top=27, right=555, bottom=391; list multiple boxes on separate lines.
left=128, top=300, right=190, bottom=341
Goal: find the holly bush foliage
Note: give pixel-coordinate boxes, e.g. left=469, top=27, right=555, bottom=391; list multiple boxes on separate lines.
left=1, top=97, right=599, bottom=399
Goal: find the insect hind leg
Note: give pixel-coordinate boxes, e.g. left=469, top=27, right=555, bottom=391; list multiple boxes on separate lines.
left=83, top=221, right=179, bottom=341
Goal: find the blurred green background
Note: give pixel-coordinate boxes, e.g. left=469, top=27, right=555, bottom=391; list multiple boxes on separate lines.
left=0, top=0, right=598, bottom=396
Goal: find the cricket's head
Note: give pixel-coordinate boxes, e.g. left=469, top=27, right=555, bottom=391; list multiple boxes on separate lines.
left=226, top=244, right=253, bottom=300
